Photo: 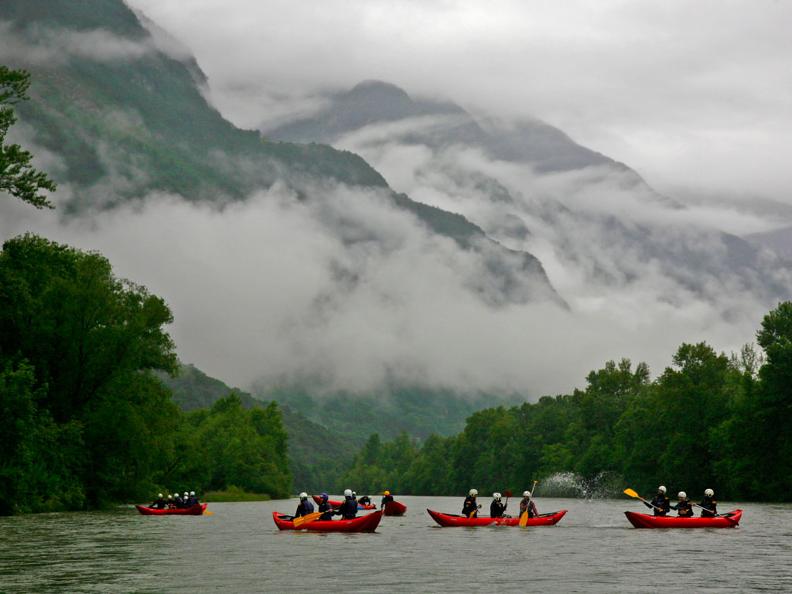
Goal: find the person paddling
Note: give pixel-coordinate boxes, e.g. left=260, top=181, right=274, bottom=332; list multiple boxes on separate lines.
left=317, top=492, right=333, bottom=520
left=166, top=494, right=175, bottom=509
left=380, top=490, right=394, bottom=509
left=519, top=490, right=538, bottom=518
left=645, top=486, right=670, bottom=516
left=490, top=492, right=507, bottom=518
left=294, top=492, right=315, bottom=518
left=334, top=489, right=358, bottom=519
left=699, top=489, right=718, bottom=517
left=151, top=493, right=167, bottom=509
left=671, top=491, right=694, bottom=517
left=173, top=492, right=184, bottom=508
left=358, top=494, right=372, bottom=506
left=462, top=489, right=481, bottom=517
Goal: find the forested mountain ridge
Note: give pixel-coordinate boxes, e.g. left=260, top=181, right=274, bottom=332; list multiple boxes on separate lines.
left=0, top=0, right=561, bottom=306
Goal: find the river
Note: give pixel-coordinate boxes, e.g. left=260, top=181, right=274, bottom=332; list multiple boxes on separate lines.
left=1, top=496, right=790, bottom=592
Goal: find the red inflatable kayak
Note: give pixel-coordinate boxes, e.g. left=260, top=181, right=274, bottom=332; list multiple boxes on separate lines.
left=136, top=503, right=207, bottom=516
left=625, top=509, right=742, bottom=528
left=272, top=510, right=383, bottom=532
left=384, top=500, right=407, bottom=516
left=427, top=508, right=567, bottom=527
left=311, top=495, right=376, bottom=510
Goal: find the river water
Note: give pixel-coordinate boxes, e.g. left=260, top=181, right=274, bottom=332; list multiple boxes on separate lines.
left=1, top=496, right=790, bottom=593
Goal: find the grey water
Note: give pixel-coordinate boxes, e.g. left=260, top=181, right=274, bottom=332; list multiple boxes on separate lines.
left=1, top=496, right=790, bottom=593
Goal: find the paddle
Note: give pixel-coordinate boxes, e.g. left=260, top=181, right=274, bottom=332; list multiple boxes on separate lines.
left=503, top=489, right=512, bottom=515
left=519, top=480, right=538, bottom=527
left=693, top=502, right=722, bottom=517
left=292, top=510, right=325, bottom=528
left=623, top=488, right=664, bottom=512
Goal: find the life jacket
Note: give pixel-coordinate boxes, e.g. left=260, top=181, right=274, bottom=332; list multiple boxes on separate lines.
left=699, top=496, right=717, bottom=517
left=340, top=497, right=358, bottom=519
left=649, top=494, right=670, bottom=516
left=462, top=496, right=478, bottom=517
left=295, top=499, right=315, bottom=517
left=675, top=500, right=694, bottom=517
left=490, top=500, right=506, bottom=518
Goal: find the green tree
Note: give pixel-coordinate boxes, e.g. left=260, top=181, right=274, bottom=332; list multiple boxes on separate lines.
left=0, top=65, right=56, bottom=208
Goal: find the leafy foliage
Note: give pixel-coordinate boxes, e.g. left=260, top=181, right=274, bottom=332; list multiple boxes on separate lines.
left=0, top=65, right=56, bottom=208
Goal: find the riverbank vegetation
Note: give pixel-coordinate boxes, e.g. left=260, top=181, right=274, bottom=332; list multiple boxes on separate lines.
left=339, top=304, right=792, bottom=501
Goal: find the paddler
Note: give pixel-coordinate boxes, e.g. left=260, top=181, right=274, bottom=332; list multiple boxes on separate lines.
left=380, top=490, right=394, bottom=509
left=294, top=492, right=315, bottom=517
left=358, top=494, right=372, bottom=506
left=699, top=488, right=718, bottom=517
left=317, top=492, right=333, bottom=520
left=334, top=489, right=358, bottom=519
left=173, top=492, right=184, bottom=508
left=150, top=493, right=167, bottom=509
left=645, top=485, right=670, bottom=516
left=462, top=489, right=481, bottom=517
left=490, top=492, right=507, bottom=518
left=519, top=490, right=538, bottom=518
left=671, top=491, right=694, bottom=517
left=187, top=491, right=199, bottom=506
left=167, top=494, right=175, bottom=509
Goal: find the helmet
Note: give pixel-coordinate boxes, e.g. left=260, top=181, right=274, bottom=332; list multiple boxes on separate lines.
left=678, top=491, right=687, bottom=499
left=383, top=490, right=390, bottom=496
left=184, top=492, right=188, bottom=496
left=168, top=495, right=173, bottom=499
left=658, top=485, right=667, bottom=494
left=321, top=492, right=328, bottom=500
left=493, top=492, right=501, bottom=500
left=190, top=491, right=195, bottom=496
left=158, top=493, right=163, bottom=498
left=469, top=489, right=478, bottom=496
left=523, top=491, right=531, bottom=497
left=352, top=491, right=357, bottom=497
left=704, top=488, right=714, bottom=497
left=299, top=492, right=308, bottom=499
left=344, top=489, right=353, bottom=497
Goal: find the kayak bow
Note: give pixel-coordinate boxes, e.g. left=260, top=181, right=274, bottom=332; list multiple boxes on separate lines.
left=384, top=500, right=407, bottom=516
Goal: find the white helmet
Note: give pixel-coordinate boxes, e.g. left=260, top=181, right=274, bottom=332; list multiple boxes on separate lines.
left=299, top=492, right=308, bottom=499
left=184, top=492, right=188, bottom=496
left=493, top=492, right=501, bottom=500
left=344, top=489, right=353, bottom=497
left=469, top=489, right=478, bottom=496
left=158, top=493, right=163, bottom=498
left=352, top=491, right=357, bottom=497
left=704, top=488, right=714, bottom=497
left=678, top=491, right=687, bottom=499
left=523, top=491, right=531, bottom=497
left=167, top=494, right=173, bottom=499
left=658, top=485, right=667, bottom=494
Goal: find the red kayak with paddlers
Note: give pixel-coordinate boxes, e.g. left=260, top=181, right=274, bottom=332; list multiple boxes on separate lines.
left=312, top=494, right=376, bottom=510
left=426, top=508, right=567, bottom=527
left=136, top=503, right=207, bottom=516
left=624, top=509, right=742, bottom=528
left=272, top=510, right=383, bottom=532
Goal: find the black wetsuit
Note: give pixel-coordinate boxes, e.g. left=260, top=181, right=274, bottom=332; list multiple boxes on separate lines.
left=151, top=498, right=167, bottom=509
left=318, top=499, right=333, bottom=520
left=645, top=493, right=670, bottom=516
left=490, top=500, right=507, bottom=518
left=335, top=497, right=358, bottom=519
left=462, top=496, right=478, bottom=517
left=358, top=496, right=371, bottom=506
left=294, top=499, right=315, bottom=518
left=381, top=494, right=394, bottom=509
left=671, top=499, right=694, bottom=517
left=699, top=496, right=718, bottom=517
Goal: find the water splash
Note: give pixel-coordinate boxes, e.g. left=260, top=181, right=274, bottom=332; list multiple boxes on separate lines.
left=537, top=471, right=622, bottom=499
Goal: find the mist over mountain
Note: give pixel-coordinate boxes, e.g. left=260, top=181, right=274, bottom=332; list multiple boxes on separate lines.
left=2, top=0, right=790, bottom=402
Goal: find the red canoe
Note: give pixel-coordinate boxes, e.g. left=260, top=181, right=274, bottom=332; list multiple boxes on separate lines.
left=427, top=508, right=567, bottom=527
left=272, top=510, right=383, bottom=532
left=625, top=509, right=742, bottom=528
left=136, top=503, right=207, bottom=516
left=384, top=500, right=407, bottom=516
left=312, top=495, right=376, bottom=510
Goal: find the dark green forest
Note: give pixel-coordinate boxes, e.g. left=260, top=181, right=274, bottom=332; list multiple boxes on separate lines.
left=338, top=315, right=792, bottom=501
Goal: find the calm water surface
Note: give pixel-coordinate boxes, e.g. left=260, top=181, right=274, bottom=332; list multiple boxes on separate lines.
left=1, top=496, right=790, bottom=593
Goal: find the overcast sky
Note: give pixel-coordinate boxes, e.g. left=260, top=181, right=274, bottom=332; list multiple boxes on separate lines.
left=128, top=0, right=792, bottom=204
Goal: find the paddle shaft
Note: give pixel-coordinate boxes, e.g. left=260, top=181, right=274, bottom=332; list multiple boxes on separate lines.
left=693, top=502, right=721, bottom=517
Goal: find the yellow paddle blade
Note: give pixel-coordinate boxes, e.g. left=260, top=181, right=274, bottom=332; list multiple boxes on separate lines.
left=203, top=510, right=214, bottom=516
left=623, top=488, right=640, bottom=499
left=293, top=511, right=323, bottom=528
left=519, top=511, right=529, bottom=527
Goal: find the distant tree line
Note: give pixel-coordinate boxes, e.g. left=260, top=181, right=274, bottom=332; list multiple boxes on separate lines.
left=339, top=303, right=792, bottom=501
